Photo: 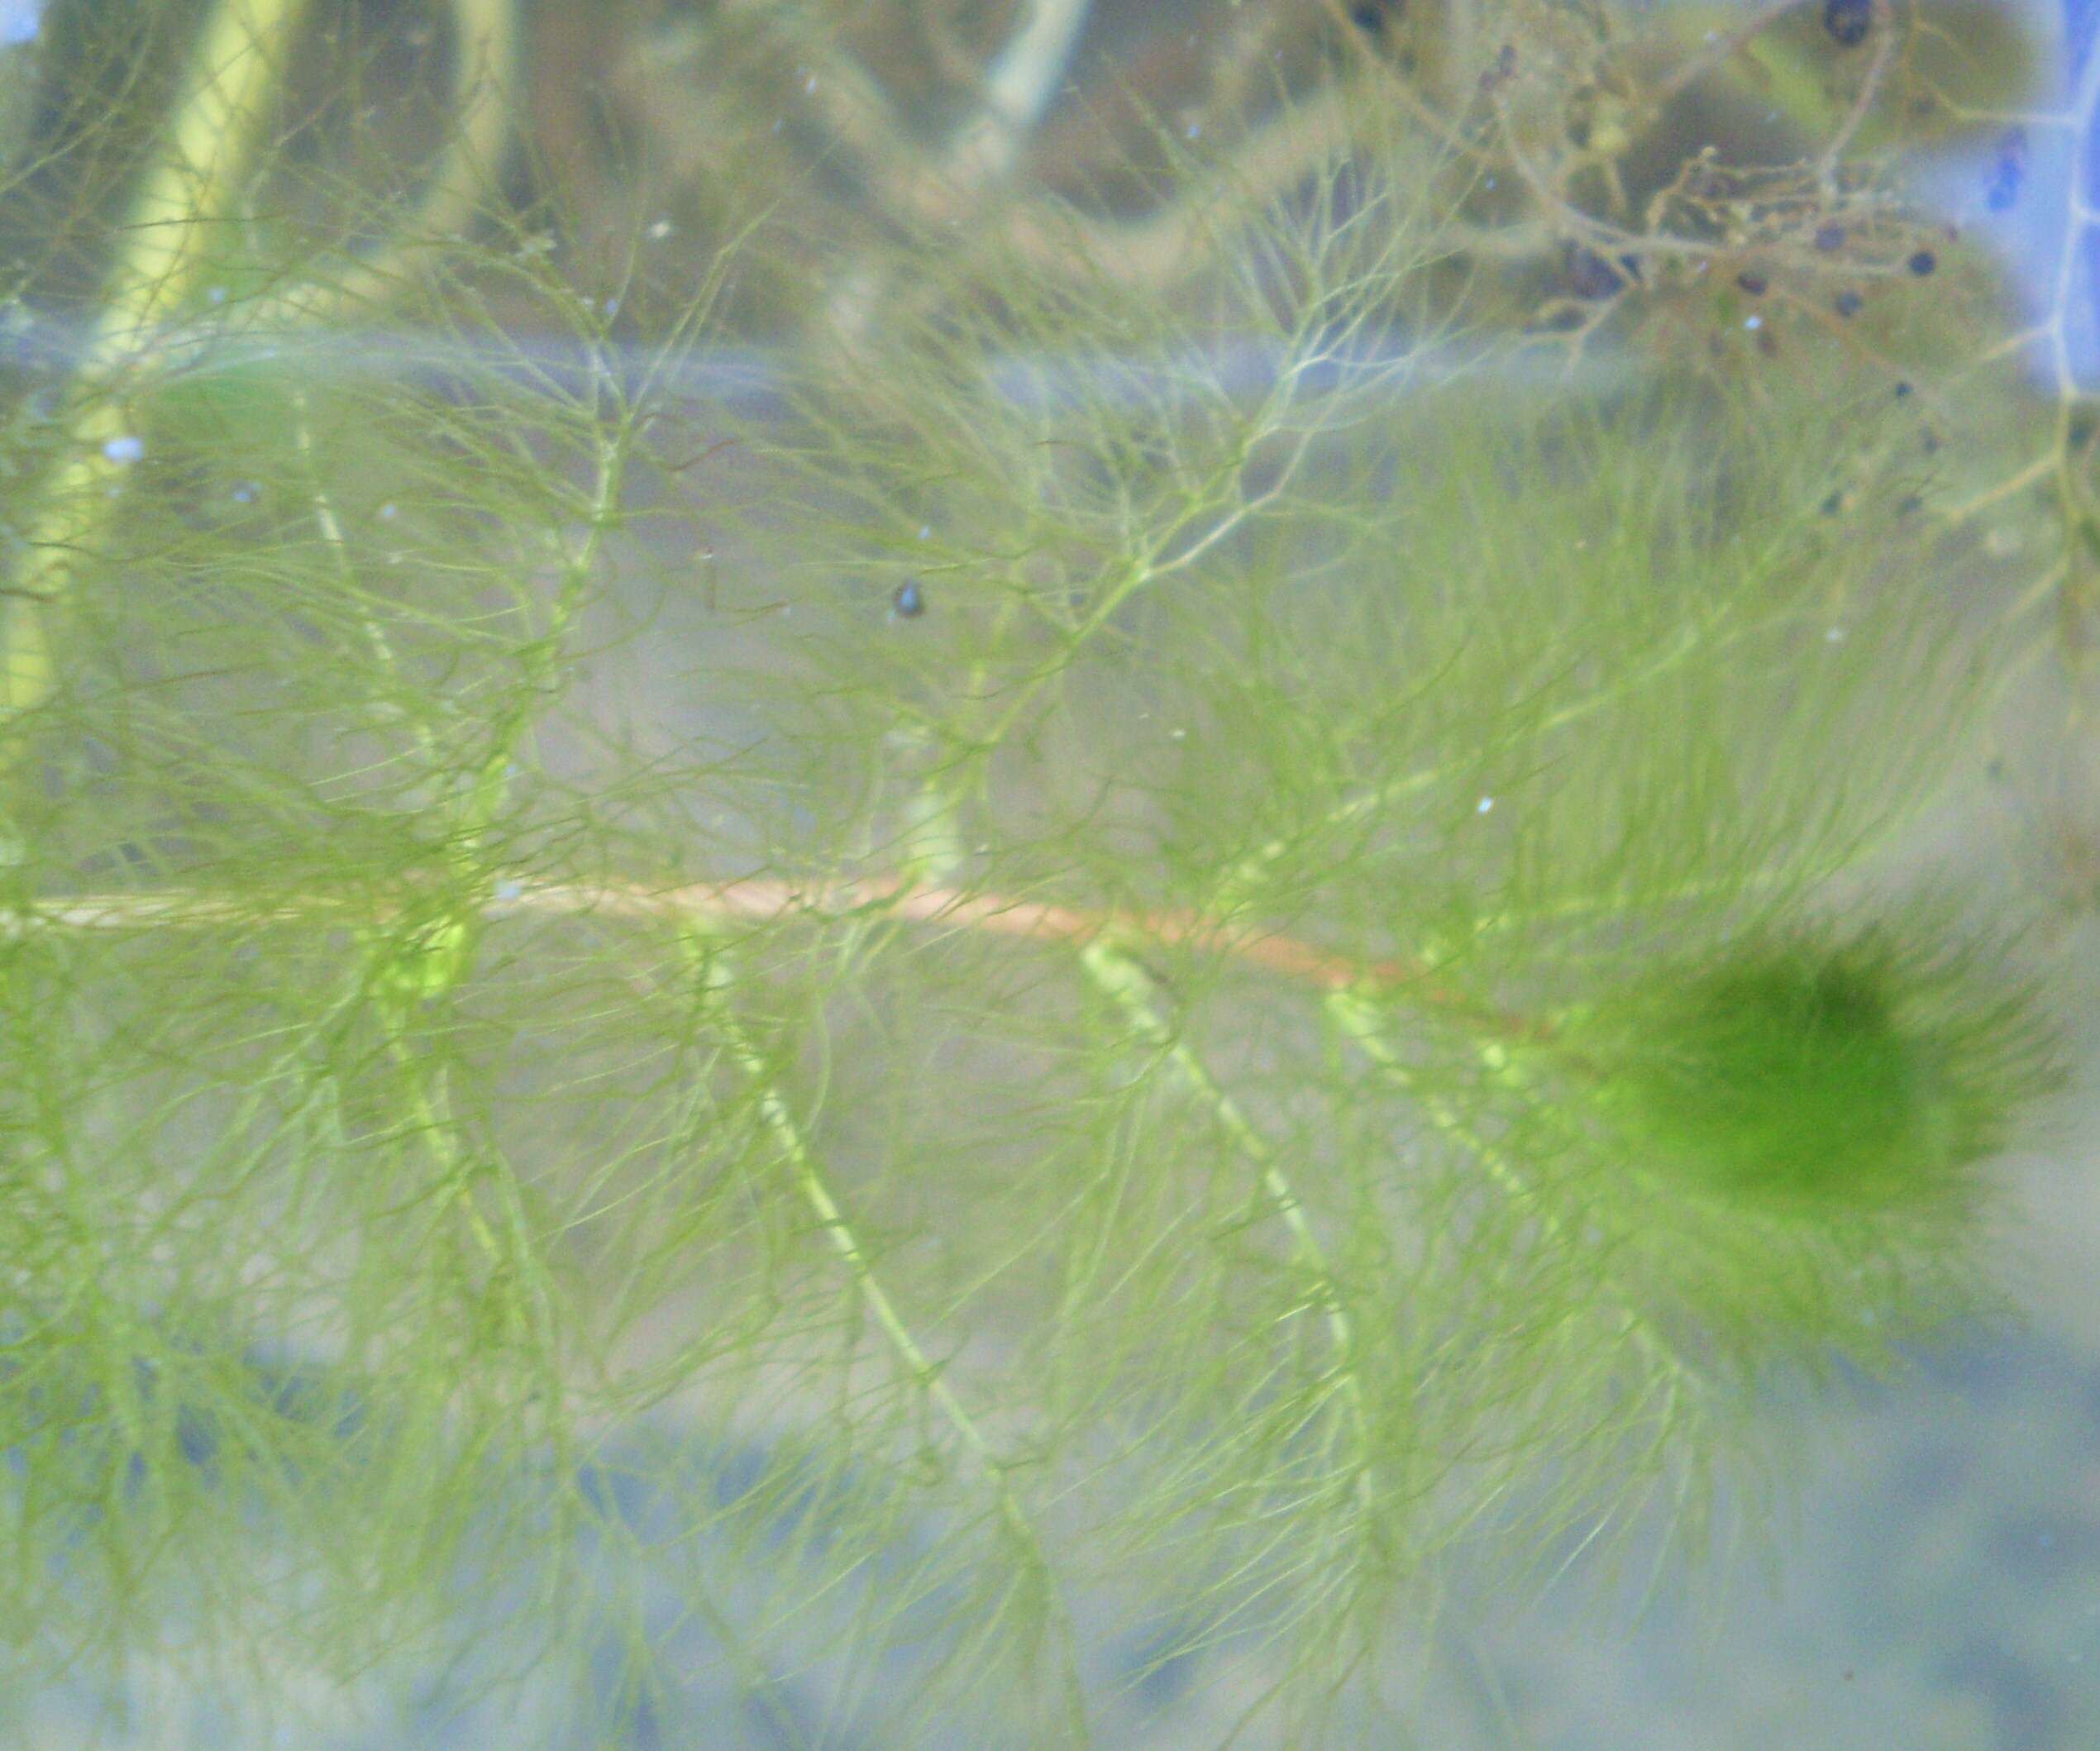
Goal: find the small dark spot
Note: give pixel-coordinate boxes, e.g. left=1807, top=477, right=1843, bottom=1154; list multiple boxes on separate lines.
left=1897, top=494, right=1922, bottom=517
left=1616, top=253, right=1644, bottom=283
left=1824, top=0, right=1873, bottom=48
left=1893, top=379, right=1912, bottom=398
left=1814, top=224, right=1846, bottom=252
left=892, top=580, right=924, bottom=618
left=1563, top=243, right=1624, bottom=299
left=1756, top=328, right=1779, bottom=357
left=1821, top=489, right=1846, bottom=515
left=1735, top=270, right=1768, bottom=296
left=1921, top=429, right=1940, bottom=455
left=1496, top=43, right=1517, bottom=76
left=1907, top=249, right=1937, bottom=277
left=1348, top=0, right=1400, bottom=33
left=1834, top=290, right=1864, bottom=317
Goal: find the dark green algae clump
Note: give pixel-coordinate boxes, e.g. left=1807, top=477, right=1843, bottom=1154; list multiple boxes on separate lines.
left=1576, top=932, right=2059, bottom=1212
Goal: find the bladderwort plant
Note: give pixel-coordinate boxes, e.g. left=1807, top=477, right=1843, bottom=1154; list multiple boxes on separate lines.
left=0, top=0, right=2079, bottom=1744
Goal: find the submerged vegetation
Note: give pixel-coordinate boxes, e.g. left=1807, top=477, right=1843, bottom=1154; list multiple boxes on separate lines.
left=0, top=0, right=2086, bottom=1742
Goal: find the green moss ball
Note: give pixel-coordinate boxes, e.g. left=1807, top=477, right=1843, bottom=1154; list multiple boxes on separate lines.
left=1594, top=945, right=1954, bottom=1207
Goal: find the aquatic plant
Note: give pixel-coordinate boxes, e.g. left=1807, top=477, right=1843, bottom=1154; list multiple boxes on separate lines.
left=0, top=0, right=2077, bottom=1743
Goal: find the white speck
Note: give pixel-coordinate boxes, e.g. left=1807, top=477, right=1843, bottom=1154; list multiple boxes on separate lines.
left=918, top=525, right=931, bottom=540
left=804, top=73, right=818, bottom=93
left=1826, top=626, right=1846, bottom=642
left=647, top=219, right=673, bottom=241
left=1744, top=314, right=1762, bottom=330
left=1477, top=796, right=1494, bottom=813
left=0, top=2, right=41, bottom=45
left=230, top=480, right=256, bottom=503
left=603, top=297, right=620, bottom=317
left=1169, top=727, right=1186, bottom=740
left=1705, top=27, right=1719, bottom=41
left=1484, top=177, right=1496, bottom=190
left=494, top=878, right=524, bottom=903
left=1186, top=122, right=1200, bottom=140
left=205, top=285, right=227, bottom=305
left=378, top=502, right=397, bottom=521
left=102, top=435, right=142, bottom=464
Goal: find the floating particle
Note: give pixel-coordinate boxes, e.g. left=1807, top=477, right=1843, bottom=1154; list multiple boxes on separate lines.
left=378, top=502, right=398, bottom=521
left=1744, top=314, right=1763, bottom=331
left=1349, top=0, right=1402, bottom=33
left=1906, top=250, right=1936, bottom=277
left=230, top=480, right=257, bottom=503
left=1563, top=244, right=1623, bottom=298
left=1824, top=0, right=1871, bottom=48
left=647, top=218, right=673, bottom=241
left=1833, top=290, right=1863, bottom=317
left=101, top=435, right=142, bottom=464
left=1814, top=224, right=1846, bottom=252
left=1735, top=270, right=1768, bottom=296
left=1477, top=795, right=1494, bottom=814
left=1893, top=380, right=1912, bottom=398
left=892, top=580, right=924, bottom=618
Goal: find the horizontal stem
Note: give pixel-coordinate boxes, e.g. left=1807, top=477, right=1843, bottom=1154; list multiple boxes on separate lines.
left=4, top=870, right=1550, bottom=1041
